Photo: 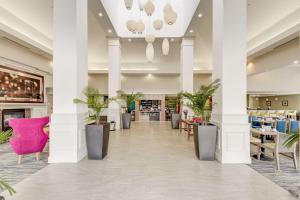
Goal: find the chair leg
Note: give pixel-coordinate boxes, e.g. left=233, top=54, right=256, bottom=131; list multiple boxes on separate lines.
left=18, top=155, right=22, bottom=164
left=292, top=152, right=297, bottom=169
left=257, top=147, right=262, bottom=160
left=36, top=152, right=40, bottom=161
left=275, top=152, right=280, bottom=171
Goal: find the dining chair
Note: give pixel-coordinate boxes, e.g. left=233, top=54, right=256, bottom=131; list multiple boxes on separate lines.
left=258, top=133, right=297, bottom=171
left=289, top=120, right=299, bottom=134
left=275, top=120, right=287, bottom=133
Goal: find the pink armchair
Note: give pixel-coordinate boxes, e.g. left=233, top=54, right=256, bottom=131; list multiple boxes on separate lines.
left=9, top=116, right=50, bottom=164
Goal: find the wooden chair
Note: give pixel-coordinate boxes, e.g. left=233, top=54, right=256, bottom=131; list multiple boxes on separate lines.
left=257, top=133, right=297, bottom=171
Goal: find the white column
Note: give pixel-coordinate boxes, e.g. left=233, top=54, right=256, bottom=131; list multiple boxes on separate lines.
left=212, top=0, right=250, bottom=163
left=49, top=0, right=88, bottom=163
left=180, top=39, right=194, bottom=119
left=108, top=39, right=121, bottom=129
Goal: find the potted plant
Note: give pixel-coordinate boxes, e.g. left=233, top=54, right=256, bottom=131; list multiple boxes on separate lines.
left=181, top=79, right=221, bottom=160
left=168, top=96, right=181, bottom=129
left=0, top=178, right=16, bottom=199
left=117, top=90, right=143, bottom=129
left=74, top=87, right=113, bottom=160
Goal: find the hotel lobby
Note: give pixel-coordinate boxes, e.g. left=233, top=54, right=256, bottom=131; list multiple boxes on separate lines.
left=0, top=0, right=300, bottom=199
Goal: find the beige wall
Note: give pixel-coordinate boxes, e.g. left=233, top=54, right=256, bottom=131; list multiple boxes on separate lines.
left=88, top=74, right=212, bottom=95
left=257, top=95, right=300, bottom=111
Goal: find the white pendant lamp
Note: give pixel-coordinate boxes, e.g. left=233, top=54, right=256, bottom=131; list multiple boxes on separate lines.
left=124, top=0, right=133, bottom=10
left=153, top=19, right=163, bottom=30
left=144, top=0, right=155, bottom=16
left=126, top=20, right=137, bottom=33
left=164, top=11, right=177, bottom=25
left=146, top=43, right=154, bottom=62
left=138, top=0, right=148, bottom=11
left=162, top=38, right=169, bottom=55
left=136, top=20, right=145, bottom=34
left=145, top=34, right=155, bottom=43
left=163, top=3, right=173, bottom=13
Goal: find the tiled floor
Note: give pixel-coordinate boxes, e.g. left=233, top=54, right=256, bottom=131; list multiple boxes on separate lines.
left=2, top=122, right=297, bottom=200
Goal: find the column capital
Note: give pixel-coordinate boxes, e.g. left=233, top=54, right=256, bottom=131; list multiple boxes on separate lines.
left=108, top=38, right=120, bottom=46
left=181, top=38, right=194, bottom=47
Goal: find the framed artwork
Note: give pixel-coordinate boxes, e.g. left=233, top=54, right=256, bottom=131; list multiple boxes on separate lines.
left=282, top=100, right=288, bottom=107
left=0, top=65, right=44, bottom=103
left=266, top=101, right=271, bottom=107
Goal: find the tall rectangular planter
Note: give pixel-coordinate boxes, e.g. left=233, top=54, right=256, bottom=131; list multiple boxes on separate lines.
left=171, top=113, right=180, bottom=129
left=122, top=113, right=131, bottom=129
left=193, top=124, right=217, bottom=160
left=86, top=123, right=110, bottom=160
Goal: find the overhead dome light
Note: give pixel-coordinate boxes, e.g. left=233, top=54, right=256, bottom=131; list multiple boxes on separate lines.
left=198, top=13, right=203, bottom=18
left=153, top=19, right=163, bottom=30
left=164, top=11, right=177, bottom=25
left=124, top=0, right=133, bottom=10
left=145, top=34, right=155, bottom=43
left=138, top=0, right=148, bottom=11
left=189, top=29, right=194, bottom=33
left=144, top=0, right=155, bottom=16
left=98, top=13, right=103, bottom=17
left=146, top=43, right=154, bottom=62
left=162, top=38, right=170, bottom=56
left=136, top=20, right=145, bottom=34
left=293, top=60, right=299, bottom=64
left=108, top=29, right=112, bottom=33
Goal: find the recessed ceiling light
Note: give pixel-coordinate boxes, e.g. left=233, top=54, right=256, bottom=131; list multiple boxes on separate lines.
left=293, top=60, right=299, bottom=64
left=98, top=12, right=103, bottom=17
left=198, top=13, right=203, bottom=18
left=170, top=38, right=174, bottom=42
left=108, top=29, right=112, bottom=33
left=128, top=38, right=132, bottom=42
left=189, top=29, right=194, bottom=33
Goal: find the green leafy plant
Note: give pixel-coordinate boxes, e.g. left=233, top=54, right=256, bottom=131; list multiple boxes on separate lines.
left=167, top=95, right=180, bottom=113
left=0, top=178, right=16, bottom=196
left=116, top=90, right=143, bottom=113
left=180, top=79, right=221, bottom=122
left=284, top=132, right=299, bottom=149
left=73, top=87, right=113, bottom=125
left=0, top=129, right=13, bottom=144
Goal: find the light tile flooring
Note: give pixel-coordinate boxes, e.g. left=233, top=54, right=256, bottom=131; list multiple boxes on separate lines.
left=2, top=122, right=297, bottom=200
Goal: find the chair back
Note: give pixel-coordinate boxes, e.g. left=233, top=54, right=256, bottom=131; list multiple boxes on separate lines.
left=289, top=120, right=299, bottom=134
left=276, top=120, right=287, bottom=133
left=9, top=117, right=49, bottom=155
left=277, top=133, right=297, bottom=153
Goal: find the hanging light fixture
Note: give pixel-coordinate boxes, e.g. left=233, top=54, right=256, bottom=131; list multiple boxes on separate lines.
left=164, top=11, right=177, bottom=25
left=136, top=20, right=145, bottom=34
left=162, top=38, right=169, bottom=55
left=124, top=0, right=133, bottom=10
left=126, top=20, right=137, bottom=33
left=144, top=0, right=155, bottom=16
left=153, top=19, right=163, bottom=30
left=138, top=0, right=148, bottom=11
left=146, top=43, right=154, bottom=62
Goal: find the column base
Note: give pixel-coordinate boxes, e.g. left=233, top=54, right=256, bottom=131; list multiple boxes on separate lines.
left=211, top=114, right=251, bottom=164
left=48, top=113, right=87, bottom=163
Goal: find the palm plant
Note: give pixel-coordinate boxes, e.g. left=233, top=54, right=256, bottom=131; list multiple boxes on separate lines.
left=0, top=179, right=16, bottom=197
left=0, top=129, right=13, bottom=144
left=73, top=87, right=113, bottom=125
left=116, top=90, right=143, bottom=113
left=180, top=79, right=221, bottom=122
left=284, top=132, right=299, bottom=149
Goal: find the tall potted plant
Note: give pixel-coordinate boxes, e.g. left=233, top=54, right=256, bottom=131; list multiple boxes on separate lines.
left=117, top=90, right=143, bottom=129
left=74, top=87, right=113, bottom=160
left=168, top=96, right=181, bottom=129
left=181, top=79, right=220, bottom=160
left=0, top=178, right=16, bottom=199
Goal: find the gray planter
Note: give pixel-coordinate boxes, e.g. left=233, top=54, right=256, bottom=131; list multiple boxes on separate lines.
left=193, top=124, right=217, bottom=160
left=171, top=113, right=180, bottom=129
left=122, top=113, right=131, bottom=129
left=86, top=123, right=110, bottom=160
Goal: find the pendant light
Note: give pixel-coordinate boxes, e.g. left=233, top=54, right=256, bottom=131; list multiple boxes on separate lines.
left=124, top=0, right=133, bottom=10
left=153, top=19, right=163, bottom=30
left=164, top=11, right=177, bottom=25
left=138, top=0, right=148, bottom=11
left=144, top=0, right=155, bottom=16
left=146, top=43, right=154, bottom=62
left=162, top=38, right=169, bottom=55
left=126, top=20, right=137, bottom=33
left=163, top=3, right=173, bottom=13
left=136, top=20, right=145, bottom=34
left=145, top=34, right=155, bottom=43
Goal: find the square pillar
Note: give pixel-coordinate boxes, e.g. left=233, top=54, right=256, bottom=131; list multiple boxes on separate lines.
left=49, top=0, right=88, bottom=163
left=212, top=0, right=250, bottom=163
left=108, top=39, right=121, bottom=129
left=180, top=38, right=194, bottom=119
